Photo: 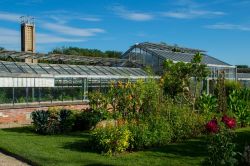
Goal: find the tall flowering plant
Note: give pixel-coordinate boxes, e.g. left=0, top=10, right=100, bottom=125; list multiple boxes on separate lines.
left=204, top=115, right=238, bottom=165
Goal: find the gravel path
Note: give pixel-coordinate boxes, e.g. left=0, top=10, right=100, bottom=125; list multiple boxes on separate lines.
left=0, top=152, right=29, bottom=166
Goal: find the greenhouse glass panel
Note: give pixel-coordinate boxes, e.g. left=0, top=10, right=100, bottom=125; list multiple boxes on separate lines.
left=0, top=62, right=11, bottom=73
left=59, top=64, right=80, bottom=75
left=18, top=64, right=37, bottom=74
left=49, top=65, right=69, bottom=74
left=38, top=64, right=60, bottom=74
left=3, top=62, right=23, bottom=73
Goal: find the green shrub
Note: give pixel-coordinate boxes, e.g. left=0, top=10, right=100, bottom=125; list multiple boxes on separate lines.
left=58, top=109, right=75, bottom=132
left=168, top=105, right=206, bottom=142
left=128, top=121, right=151, bottom=150
left=225, top=80, right=242, bottom=96
left=73, top=108, right=111, bottom=131
left=128, top=114, right=173, bottom=150
left=90, top=125, right=131, bottom=155
left=31, top=110, right=49, bottom=134
left=146, top=114, right=173, bottom=146
left=31, top=109, right=76, bottom=134
left=204, top=125, right=238, bottom=166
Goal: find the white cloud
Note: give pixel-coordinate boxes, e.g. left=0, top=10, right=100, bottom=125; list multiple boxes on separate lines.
left=42, top=10, right=102, bottom=23
left=79, top=17, right=101, bottom=22
left=37, top=34, right=84, bottom=43
left=0, top=12, right=22, bottom=22
left=42, top=23, right=105, bottom=37
left=205, top=23, right=250, bottom=31
left=0, top=28, right=19, bottom=45
left=111, top=5, right=153, bottom=21
left=174, top=0, right=201, bottom=8
left=163, top=9, right=225, bottom=19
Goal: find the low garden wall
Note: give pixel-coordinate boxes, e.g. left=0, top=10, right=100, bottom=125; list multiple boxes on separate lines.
left=0, top=103, right=88, bottom=127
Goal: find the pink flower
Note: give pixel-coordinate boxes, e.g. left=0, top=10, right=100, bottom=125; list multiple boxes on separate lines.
left=206, top=119, right=219, bottom=133
left=222, top=115, right=236, bottom=129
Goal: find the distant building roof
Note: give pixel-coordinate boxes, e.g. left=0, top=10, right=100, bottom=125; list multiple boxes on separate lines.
left=0, top=50, right=135, bottom=67
left=237, top=73, right=250, bottom=80
left=123, top=42, right=233, bottom=67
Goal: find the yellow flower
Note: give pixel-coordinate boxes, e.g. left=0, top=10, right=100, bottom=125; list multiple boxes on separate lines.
left=127, top=95, right=133, bottom=100
left=118, top=81, right=123, bottom=88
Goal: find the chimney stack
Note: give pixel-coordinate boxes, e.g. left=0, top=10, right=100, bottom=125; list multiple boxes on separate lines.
left=20, top=16, right=35, bottom=53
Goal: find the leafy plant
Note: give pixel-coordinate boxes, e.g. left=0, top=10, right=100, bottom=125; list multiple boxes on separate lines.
left=166, top=104, right=206, bottom=142
left=217, top=72, right=228, bottom=113
left=225, top=80, right=242, bottom=96
left=128, top=115, right=173, bottom=150
left=196, top=93, right=217, bottom=113
left=228, top=90, right=250, bottom=127
left=90, top=125, right=131, bottom=155
left=73, top=108, right=112, bottom=131
left=58, top=109, right=75, bottom=132
left=31, top=109, right=77, bottom=134
left=242, top=145, right=250, bottom=166
left=204, top=115, right=238, bottom=166
left=204, top=126, right=238, bottom=166
left=31, top=110, right=49, bottom=134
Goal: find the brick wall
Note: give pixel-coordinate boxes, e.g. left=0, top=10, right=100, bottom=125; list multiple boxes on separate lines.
left=0, top=104, right=88, bottom=126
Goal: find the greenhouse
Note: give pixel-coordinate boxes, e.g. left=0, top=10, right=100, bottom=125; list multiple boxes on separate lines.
left=0, top=61, right=150, bottom=107
left=237, top=73, right=250, bottom=87
left=122, top=42, right=237, bottom=80
left=0, top=50, right=136, bottom=67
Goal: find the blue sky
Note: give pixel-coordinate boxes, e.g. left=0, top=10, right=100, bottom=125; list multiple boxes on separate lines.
left=0, top=0, right=250, bottom=65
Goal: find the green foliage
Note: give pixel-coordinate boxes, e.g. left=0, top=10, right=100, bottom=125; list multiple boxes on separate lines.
left=88, top=91, right=109, bottom=110
left=31, top=109, right=76, bottom=134
left=241, top=145, right=250, bottom=166
left=225, top=80, right=242, bottom=96
left=74, top=108, right=112, bottom=131
left=31, top=110, right=50, bottom=134
left=167, top=104, right=206, bottom=141
left=217, top=72, right=228, bottom=113
left=128, top=115, right=173, bottom=150
left=106, top=79, right=160, bottom=119
left=196, top=93, right=217, bottom=114
left=162, top=53, right=209, bottom=107
left=163, top=60, right=192, bottom=97
left=90, top=125, right=131, bottom=155
left=58, top=109, right=75, bottom=132
left=127, top=121, right=151, bottom=150
left=204, top=126, right=238, bottom=166
left=49, top=46, right=122, bottom=58
left=228, top=90, right=250, bottom=127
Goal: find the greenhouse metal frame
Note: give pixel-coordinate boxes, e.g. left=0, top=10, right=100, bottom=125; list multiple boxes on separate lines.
left=0, top=61, right=150, bottom=107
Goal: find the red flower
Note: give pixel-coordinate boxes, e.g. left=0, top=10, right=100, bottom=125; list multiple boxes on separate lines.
left=221, top=115, right=236, bottom=129
left=206, top=119, right=219, bottom=133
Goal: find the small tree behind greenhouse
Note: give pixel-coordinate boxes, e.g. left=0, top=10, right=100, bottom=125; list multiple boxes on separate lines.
left=162, top=52, right=209, bottom=108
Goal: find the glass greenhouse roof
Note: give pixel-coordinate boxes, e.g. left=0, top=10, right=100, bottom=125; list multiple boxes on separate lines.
left=123, top=42, right=233, bottom=67
left=0, top=50, right=132, bottom=67
left=0, top=61, right=149, bottom=79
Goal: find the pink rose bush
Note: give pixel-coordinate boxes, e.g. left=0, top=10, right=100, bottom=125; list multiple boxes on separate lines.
left=221, top=115, right=236, bottom=129
left=206, top=119, right=219, bottom=133
left=206, top=115, right=236, bottom=133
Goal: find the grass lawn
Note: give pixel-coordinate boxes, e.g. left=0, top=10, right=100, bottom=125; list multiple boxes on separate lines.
left=0, top=127, right=249, bottom=166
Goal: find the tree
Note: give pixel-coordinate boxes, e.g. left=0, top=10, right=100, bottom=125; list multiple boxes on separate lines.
left=49, top=47, right=122, bottom=58
left=162, top=52, right=209, bottom=108
left=0, top=47, right=4, bottom=51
